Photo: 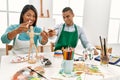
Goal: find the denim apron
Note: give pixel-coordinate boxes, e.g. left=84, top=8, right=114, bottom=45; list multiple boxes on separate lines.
left=54, top=24, right=78, bottom=51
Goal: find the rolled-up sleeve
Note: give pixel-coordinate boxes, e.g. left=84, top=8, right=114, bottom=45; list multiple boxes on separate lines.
left=1, top=32, right=11, bottom=44
left=1, top=24, right=18, bottom=44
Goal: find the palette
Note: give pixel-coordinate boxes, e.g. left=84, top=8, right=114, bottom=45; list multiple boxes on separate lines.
left=12, top=66, right=45, bottom=80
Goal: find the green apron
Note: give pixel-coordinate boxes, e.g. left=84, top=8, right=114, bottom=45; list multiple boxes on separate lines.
left=54, top=24, right=78, bottom=51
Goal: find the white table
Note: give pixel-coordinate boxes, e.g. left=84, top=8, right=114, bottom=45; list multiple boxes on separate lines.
left=0, top=53, right=120, bottom=80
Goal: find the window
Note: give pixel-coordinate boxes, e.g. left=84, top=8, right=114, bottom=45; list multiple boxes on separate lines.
left=8, top=0, right=29, bottom=12
left=0, top=12, right=7, bottom=48
left=9, top=13, right=20, bottom=25
left=0, top=0, right=7, bottom=10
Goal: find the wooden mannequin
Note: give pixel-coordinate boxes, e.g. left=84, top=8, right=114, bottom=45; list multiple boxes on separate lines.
left=27, top=26, right=39, bottom=64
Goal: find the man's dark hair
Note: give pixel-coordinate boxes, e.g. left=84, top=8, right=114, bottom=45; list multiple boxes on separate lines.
left=19, top=4, right=38, bottom=26
left=62, top=7, right=74, bottom=14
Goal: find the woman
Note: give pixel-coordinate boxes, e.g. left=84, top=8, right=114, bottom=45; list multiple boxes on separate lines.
left=1, top=4, right=48, bottom=54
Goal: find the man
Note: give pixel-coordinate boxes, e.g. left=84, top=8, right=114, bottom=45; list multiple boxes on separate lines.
left=48, top=7, right=98, bottom=54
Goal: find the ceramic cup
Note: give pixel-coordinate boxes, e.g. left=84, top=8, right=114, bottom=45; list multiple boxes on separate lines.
left=62, top=60, right=73, bottom=74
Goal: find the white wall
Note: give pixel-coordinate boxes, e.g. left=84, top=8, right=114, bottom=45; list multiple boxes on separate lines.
left=83, top=0, right=111, bottom=46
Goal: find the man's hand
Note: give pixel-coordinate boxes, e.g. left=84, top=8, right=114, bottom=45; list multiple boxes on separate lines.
left=94, top=49, right=99, bottom=55
left=48, top=29, right=56, bottom=37
left=40, top=31, right=48, bottom=45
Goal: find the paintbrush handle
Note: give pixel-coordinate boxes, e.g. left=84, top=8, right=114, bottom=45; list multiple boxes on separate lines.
left=104, top=38, right=107, bottom=56
left=99, top=36, right=103, bottom=51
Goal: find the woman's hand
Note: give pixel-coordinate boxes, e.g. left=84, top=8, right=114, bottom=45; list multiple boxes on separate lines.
left=8, top=22, right=30, bottom=40
left=40, top=31, right=48, bottom=45
left=16, top=22, right=30, bottom=33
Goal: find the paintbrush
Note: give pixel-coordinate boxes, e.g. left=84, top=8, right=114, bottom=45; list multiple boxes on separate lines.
left=27, top=67, right=49, bottom=80
left=103, top=38, right=107, bottom=56
left=99, top=36, right=103, bottom=52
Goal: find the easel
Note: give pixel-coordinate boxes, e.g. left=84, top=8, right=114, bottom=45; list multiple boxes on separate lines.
left=40, top=0, right=50, bottom=18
